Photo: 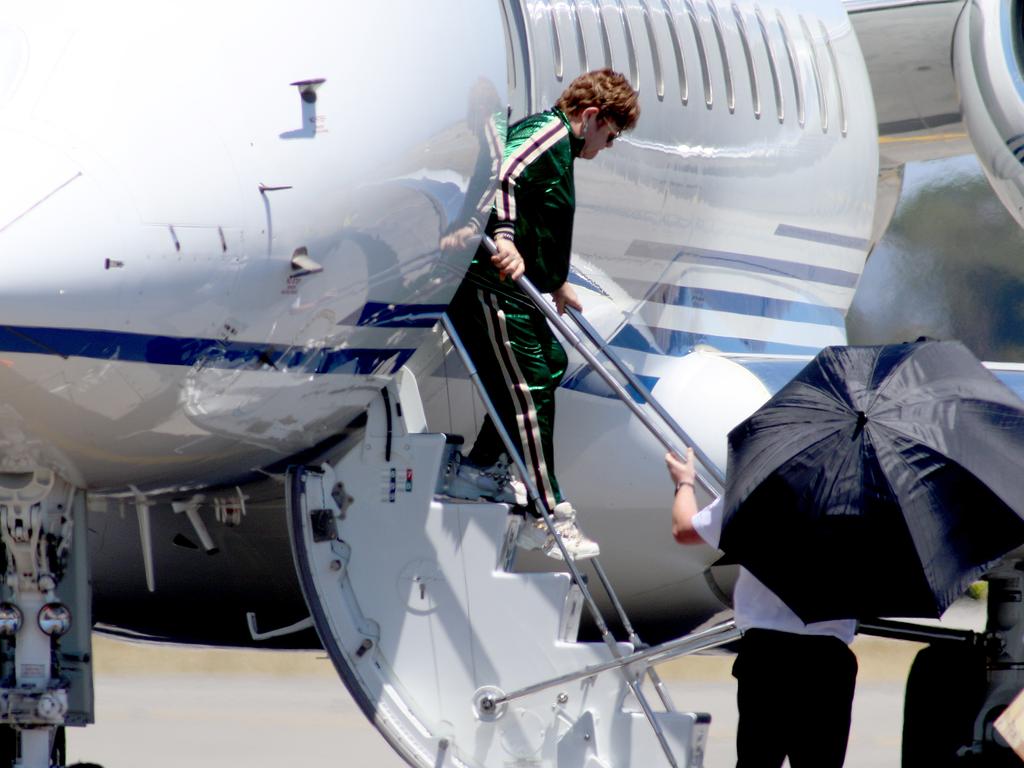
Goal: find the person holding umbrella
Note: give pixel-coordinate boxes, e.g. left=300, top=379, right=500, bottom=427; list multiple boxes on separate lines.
left=664, top=339, right=1024, bottom=766
left=666, top=446, right=858, bottom=768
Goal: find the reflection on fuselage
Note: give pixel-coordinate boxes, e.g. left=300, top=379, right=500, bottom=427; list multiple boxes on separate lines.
left=847, top=154, right=1024, bottom=362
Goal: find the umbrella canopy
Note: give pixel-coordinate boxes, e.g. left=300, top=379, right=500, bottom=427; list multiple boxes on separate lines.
left=720, top=340, right=1024, bottom=623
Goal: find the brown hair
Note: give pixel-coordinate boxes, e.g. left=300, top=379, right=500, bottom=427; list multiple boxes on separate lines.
left=556, top=68, right=640, bottom=131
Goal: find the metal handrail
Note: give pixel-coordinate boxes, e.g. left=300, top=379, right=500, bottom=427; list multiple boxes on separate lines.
left=588, top=558, right=678, bottom=712
left=440, top=315, right=682, bottom=767
left=566, top=304, right=725, bottom=488
left=485, top=620, right=741, bottom=707
left=515, top=273, right=722, bottom=494
left=481, top=237, right=724, bottom=493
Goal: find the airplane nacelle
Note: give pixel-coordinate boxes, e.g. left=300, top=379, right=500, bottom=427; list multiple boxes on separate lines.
left=954, top=0, right=1024, bottom=230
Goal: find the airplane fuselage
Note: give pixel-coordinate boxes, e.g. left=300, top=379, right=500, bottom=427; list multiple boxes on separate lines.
left=0, top=1, right=507, bottom=494
left=0, top=0, right=877, bottom=497
left=13, top=2, right=1024, bottom=767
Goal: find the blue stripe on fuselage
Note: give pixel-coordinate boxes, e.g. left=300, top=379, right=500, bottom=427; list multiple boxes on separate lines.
left=353, top=302, right=448, bottom=327
left=560, top=323, right=820, bottom=402
left=567, top=269, right=611, bottom=298
left=625, top=240, right=862, bottom=289
left=774, top=224, right=871, bottom=251
left=609, top=323, right=821, bottom=356
left=562, top=365, right=661, bottom=403
left=616, top=280, right=846, bottom=328
left=0, top=325, right=414, bottom=375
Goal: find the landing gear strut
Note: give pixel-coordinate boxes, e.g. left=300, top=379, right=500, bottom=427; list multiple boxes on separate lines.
left=884, top=557, right=1024, bottom=766
left=0, top=470, right=93, bottom=768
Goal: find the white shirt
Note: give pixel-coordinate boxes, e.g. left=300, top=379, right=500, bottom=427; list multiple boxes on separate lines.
left=692, top=498, right=856, bottom=644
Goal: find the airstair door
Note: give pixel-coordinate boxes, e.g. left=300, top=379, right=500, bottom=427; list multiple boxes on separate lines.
left=287, top=378, right=713, bottom=767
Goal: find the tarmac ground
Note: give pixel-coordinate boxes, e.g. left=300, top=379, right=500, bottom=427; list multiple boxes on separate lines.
left=67, top=627, right=942, bottom=767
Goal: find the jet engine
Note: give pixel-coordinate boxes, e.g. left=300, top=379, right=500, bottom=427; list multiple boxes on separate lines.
left=954, top=0, right=1024, bottom=229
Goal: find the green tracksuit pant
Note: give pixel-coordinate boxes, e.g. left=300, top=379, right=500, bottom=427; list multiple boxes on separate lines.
left=447, top=280, right=567, bottom=511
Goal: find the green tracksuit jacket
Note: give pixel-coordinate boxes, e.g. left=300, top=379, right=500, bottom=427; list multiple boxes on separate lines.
left=466, top=107, right=583, bottom=297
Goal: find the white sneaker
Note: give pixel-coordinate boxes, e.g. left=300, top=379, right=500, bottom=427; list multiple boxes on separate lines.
left=516, top=502, right=600, bottom=561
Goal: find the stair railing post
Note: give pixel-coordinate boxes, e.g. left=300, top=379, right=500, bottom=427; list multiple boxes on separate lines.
left=588, top=558, right=678, bottom=712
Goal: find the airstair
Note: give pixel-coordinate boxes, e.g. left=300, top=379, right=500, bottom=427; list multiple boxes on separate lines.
left=288, top=251, right=740, bottom=768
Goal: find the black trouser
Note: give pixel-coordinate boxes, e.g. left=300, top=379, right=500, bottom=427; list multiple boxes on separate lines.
left=732, top=628, right=858, bottom=768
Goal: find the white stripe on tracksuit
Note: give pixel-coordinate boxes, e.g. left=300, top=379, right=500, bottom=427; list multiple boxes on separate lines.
left=477, top=289, right=559, bottom=509
left=493, top=117, right=567, bottom=235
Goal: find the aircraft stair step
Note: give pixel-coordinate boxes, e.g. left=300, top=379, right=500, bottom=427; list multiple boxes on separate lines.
left=289, top=379, right=710, bottom=767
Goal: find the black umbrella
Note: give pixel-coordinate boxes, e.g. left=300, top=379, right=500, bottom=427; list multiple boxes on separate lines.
left=720, top=340, right=1024, bottom=623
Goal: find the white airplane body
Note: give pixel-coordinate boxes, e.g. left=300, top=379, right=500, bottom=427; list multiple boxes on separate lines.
left=0, top=0, right=1021, bottom=766
left=0, top=0, right=875, bottom=490
left=0, top=2, right=510, bottom=493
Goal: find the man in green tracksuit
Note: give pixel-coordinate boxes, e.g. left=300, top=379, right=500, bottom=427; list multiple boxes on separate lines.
left=448, top=68, right=640, bottom=560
